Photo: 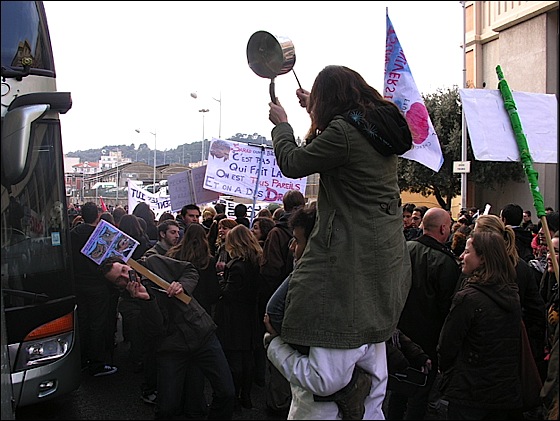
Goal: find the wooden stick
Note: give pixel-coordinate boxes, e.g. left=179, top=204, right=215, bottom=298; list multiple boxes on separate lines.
left=128, top=259, right=192, bottom=304
left=539, top=216, right=559, bottom=285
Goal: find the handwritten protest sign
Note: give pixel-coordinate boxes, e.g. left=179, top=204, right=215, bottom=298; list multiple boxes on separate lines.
left=204, top=139, right=307, bottom=203
left=168, top=166, right=220, bottom=212
left=80, top=219, right=139, bottom=264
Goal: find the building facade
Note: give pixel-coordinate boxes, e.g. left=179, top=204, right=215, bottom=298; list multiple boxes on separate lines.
left=463, top=1, right=558, bottom=214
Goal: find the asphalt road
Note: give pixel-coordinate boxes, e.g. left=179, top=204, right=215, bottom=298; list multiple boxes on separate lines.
left=15, top=316, right=285, bottom=420
left=14, top=316, right=448, bottom=420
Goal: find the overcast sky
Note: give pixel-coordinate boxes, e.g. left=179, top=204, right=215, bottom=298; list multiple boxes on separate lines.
left=43, top=1, right=465, bottom=153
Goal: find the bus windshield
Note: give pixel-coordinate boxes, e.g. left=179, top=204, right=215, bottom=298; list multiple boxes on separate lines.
left=1, top=0, right=55, bottom=76
left=1, top=119, right=74, bottom=308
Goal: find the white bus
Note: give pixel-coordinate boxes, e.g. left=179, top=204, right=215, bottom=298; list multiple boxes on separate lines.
left=1, top=0, right=81, bottom=410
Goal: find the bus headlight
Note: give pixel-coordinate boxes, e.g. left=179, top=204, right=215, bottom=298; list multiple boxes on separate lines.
left=13, top=333, right=73, bottom=371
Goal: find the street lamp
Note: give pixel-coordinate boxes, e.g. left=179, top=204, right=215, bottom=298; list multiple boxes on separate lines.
left=198, top=109, right=209, bottom=163
left=212, top=92, right=222, bottom=139
left=116, top=147, right=119, bottom=204
left=135, top=129, right=157, bottom=191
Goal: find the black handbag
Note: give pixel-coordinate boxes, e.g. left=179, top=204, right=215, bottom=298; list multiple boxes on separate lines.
left=519, top=320, right=543, bottom=411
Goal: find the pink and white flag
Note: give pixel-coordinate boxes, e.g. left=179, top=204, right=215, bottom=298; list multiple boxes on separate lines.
left=384, top=12, right=444, bottom=172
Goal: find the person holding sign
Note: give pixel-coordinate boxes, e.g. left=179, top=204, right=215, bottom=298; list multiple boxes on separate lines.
left=266, top=65, right=413, bottom=418
left=70, top=202, right=119, bottom=377
left=98, top=254, right=235, bottom=419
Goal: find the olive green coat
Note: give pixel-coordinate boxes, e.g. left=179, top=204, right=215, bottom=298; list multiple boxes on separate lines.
left=272, top=117, right=411, bottom=348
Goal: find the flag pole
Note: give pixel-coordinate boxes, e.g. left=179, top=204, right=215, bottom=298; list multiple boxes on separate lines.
left=460, top=1, right=468, bottom=211
left=495, top=65, right=558, bottom=282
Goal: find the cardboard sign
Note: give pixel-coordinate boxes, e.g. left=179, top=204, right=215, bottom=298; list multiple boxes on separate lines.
left=80, top=219, right=139, bottom=264
left=204, top=139, right=307, bottom=203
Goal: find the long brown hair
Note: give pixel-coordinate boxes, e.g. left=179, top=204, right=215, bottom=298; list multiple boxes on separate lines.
left=468, top=231, right=516, bottom=286
left=251, top=217, right=275, bottom=242
left=118, top=214, right=145, bottom=242
left=474, top=214, right=519, bottom=266
left=305, top=65, right=401, bottom=142
left=167, top=223, right=212, bottom=270
left=225, top=225, right=262, bottom=267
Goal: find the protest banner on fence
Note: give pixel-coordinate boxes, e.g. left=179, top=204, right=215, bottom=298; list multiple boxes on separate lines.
left=127, top=180, right=171, bottom=219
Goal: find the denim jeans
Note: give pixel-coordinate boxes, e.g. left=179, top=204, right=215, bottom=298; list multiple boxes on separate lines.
left=155, top=333, right=235, bottom=420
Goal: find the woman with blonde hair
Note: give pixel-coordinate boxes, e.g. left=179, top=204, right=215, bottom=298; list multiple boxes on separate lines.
left=202, top=206, right=217, bottom=231
left=438, top=231, right=522, bottom=419
left=473, top=214, right=545, bottom=374
left=213, top=224, right=263, bottom=410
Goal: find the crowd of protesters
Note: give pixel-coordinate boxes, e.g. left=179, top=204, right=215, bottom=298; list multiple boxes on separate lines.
left=65, top=61, right=557, bottom=420
left=66, top=196, right=558, bottom=420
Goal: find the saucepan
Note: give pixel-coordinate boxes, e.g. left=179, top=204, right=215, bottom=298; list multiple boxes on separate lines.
left=246, top=30, right=302, bottom=103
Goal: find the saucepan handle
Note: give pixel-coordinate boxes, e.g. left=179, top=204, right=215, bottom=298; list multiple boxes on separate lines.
left=269, top=78, right=276, bottom=104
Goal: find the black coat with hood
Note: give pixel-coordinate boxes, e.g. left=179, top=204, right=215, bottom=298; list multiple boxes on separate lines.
left=438, top=281, right=523, bottom=410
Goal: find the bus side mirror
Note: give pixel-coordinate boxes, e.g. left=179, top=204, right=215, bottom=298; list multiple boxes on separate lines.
left=1, top=104, right=49, bottom=187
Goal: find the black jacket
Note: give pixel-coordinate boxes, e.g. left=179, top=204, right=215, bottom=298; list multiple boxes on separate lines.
left=137, top=254, right=217, bottom=354
left=258, top=213, right=294, bottom=317
left=515, top=259, right=546, bottom=362
left=214, top=257, right=261, bottom=351
left=399, top=235, right=461, bottom=363
left=514, top=226, right=535, bottom=263
left=71, top=222, right=107, bottom=287
left=438, top=281, right=522, bottom=409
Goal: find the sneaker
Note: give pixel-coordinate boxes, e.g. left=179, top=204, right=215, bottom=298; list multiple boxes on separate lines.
left=141, top=391, right=157, bottom=405
left=91, top=365, right=118, bottom=377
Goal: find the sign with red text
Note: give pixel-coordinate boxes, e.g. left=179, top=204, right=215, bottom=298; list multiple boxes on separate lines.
left=204, top=139, right=307, bottom=203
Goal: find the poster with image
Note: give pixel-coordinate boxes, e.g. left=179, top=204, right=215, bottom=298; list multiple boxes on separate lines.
left=81, top=219, right=139, bottom=264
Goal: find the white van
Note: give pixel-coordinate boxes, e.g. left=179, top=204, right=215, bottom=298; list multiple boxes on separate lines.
left=92, top=182, right=117, bottom=189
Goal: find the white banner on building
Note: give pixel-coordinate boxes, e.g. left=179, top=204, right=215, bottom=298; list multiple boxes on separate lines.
left=459, top=89, right=557, bottom=163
